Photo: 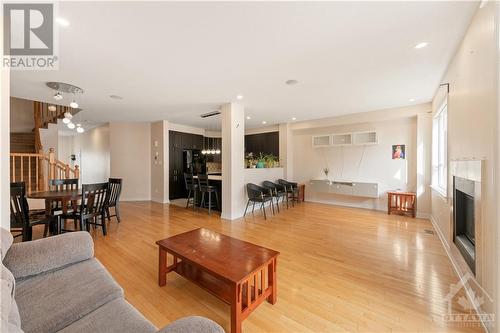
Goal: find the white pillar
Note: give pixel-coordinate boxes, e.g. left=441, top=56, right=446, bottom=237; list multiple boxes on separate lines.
left=221, top=103, right=245, bottom=220
left=279, top=123, right=294, bottom=179
left=0, top=37, right=10, bottom=229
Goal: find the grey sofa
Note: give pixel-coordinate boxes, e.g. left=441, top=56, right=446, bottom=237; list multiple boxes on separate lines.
left=0, top=229, right=224, bottom=333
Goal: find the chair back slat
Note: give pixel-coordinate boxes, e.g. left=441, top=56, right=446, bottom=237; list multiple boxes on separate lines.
left=184, top=173, right=195, bottom=189
left=197, top=174, right=210, bottom=188
left=10, top=182, right=29, bottom=232
left=49, top=178, right=79, bottom=191
left=107, top=178, right=123, bottom=207
left=81, top=183, right=108, bottom=217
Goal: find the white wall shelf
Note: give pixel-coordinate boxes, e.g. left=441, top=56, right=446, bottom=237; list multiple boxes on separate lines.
left=309, top=179, right=378, bottom=198
left=312, top=131, right=377, bottom=148
left=312, top=135, right=331, bottom=147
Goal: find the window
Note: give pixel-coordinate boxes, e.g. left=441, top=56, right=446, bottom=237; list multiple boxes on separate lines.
left=432, top=102, right=448, bottom=196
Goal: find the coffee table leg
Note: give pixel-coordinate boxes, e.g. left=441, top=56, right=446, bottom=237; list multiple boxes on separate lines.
left=231, top=283, right=242, bottom=333
left=267, top=258, right=277, bottom=304
left=158, top=248, right=167, bottom=286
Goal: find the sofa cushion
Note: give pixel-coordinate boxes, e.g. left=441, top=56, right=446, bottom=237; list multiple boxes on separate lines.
left=157, top=316, right=225, bottom=333
left=1, top=227, right=14, bottom=260
left=1, top=263, right=23, bottom=333
left=16, top=258, right=123, bottom=333
left=57, top=298, right=156, bottom=333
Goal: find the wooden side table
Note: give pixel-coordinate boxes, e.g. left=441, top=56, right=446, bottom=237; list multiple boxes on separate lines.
left=298, top=184, right=305, bottom=202
left=387, top=191, right=417, bottom=218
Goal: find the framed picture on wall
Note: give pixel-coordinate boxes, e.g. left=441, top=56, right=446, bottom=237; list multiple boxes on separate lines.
left=392, top=144, right=405, bottom=159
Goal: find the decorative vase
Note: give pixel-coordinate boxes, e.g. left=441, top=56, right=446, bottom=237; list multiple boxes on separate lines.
left=256, top=161, right=265, bottom=168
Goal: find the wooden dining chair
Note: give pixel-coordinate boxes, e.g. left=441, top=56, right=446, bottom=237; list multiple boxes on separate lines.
left=106, top=178, right=123, bottom=223
left=48, top=178, right=79, bottom=216
left=62, top=183, right=109, bottom=235
left=184, top=173, right=198, bottom=210
left=10, top=182, right=56, bottom=241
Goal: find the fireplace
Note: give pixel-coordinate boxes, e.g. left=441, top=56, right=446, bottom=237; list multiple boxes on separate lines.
left=453, top=176, right=475, bottom=274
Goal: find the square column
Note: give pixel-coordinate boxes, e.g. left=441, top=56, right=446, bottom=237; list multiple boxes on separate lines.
left=221, top=103, right=245, bottom=220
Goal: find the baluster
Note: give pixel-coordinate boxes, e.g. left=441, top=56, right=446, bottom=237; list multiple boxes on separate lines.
left=260, top=268, right=264, bottom=295
left=20, top=156, right=24, bottom=182
left=12, top=156, right=16, bottom=181
left=28, top=156, right=32, bottom=193
left=246, top=280, right=250, bottom=309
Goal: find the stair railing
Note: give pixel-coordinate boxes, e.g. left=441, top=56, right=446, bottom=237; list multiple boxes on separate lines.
left=10, top=148, right=79, bottom=193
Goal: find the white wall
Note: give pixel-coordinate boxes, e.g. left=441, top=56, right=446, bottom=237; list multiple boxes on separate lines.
left=430, top=3, right=498, bottom=328
left=39, top=123, right=58, bottom=155
left=110, top=122, right=151, bottom=201
left=1, top=59, right=9, bottom=230
left=151, top=121, right=169, bottom=203
left=72, top=125, right=110, bottom=184
left=10, top=97, right=33, bottom=132
left=293, top=117, right=419, bottom=213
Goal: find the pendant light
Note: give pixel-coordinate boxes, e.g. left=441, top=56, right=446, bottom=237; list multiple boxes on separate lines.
left=215, top=138, right=221, bottom=154
left=210, top=137, right=216, bottom=154
left=201, top=137, right=207, bottom=154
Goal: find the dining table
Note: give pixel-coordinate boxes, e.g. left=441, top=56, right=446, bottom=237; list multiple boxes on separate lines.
left=28, top=189, right=82, bottom=234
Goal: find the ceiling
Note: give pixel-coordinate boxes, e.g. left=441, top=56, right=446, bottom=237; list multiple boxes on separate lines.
left=10, top=1, right=478, bottom=130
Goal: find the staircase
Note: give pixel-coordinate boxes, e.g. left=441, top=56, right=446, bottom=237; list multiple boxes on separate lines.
left=10, top=101, right=80, bottom=193
left=10, top=132, right=36, bottom=153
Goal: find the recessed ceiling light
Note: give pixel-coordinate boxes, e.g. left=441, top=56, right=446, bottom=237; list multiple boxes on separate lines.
left=409, top=98, right=415, bottom=102
left=236, top=95, right=243, bottom=100
left=262, top=121, right=267, bottom=125
left=109, top=95, right=123, bottom=100
left=48, top=105, right=57, bottom=112
left=285, top=79, right=298, bottom=85
left=56, top=17, right=70, bottom=27
left=62, top=117, right=71, bottom=124
left=414, top=42, right=428, bottom=49
left=70, top=100, right=78, bottom=108
left=246, top=116, right=251, bottom=120
left=292, top=117, right=297, bottom=121
left=67, top=122, right=76, bottom=129
left=53, top=92, right=63, bottom=100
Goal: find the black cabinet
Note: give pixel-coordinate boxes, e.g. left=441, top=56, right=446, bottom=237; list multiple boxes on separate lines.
left=169, top=131, right=184, bottom=200
left=245, top=132, right=279, bottom=157
left=169, top=131, right=207, bottom=200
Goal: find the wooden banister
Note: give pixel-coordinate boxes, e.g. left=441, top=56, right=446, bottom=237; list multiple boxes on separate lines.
left=10, top=148, right=79, bottom=193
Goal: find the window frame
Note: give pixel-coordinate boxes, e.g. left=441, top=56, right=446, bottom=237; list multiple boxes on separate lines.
left=432, top=101, right=448, bottom=197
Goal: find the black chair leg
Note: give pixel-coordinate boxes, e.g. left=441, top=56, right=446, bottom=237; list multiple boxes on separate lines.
left=101, top=214, right=107, bottom=236
left=107, top=207, right=111, bottom=221
left=252, top=202, right=256, bottom=213
left=261, top=202, right=267, bottom=220
left=244, top=200, right=250, bottom=216
left=200, top=192, right=205, bottom=209
left=186, top=190, right=192, bottom=208
left=208, top=191, right=212, bottom=215
left=276, top=197, right=280, bottom=213
left=115, top=205, right=121, bottom=222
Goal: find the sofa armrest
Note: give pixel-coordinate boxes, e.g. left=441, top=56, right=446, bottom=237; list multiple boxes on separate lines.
left=3, top=232, right=94, bottom=280
left=157, top=316, right=225, bottom=333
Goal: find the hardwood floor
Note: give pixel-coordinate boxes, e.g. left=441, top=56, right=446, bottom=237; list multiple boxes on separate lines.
left=61, top=202, right=483, bottom=332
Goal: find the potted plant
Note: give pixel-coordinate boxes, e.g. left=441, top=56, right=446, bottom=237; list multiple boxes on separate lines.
left=256, top=153, right=266, bottom=168
left=264, top=154, right=278, bottom=168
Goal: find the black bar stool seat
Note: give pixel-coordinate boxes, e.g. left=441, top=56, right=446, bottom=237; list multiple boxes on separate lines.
left=197, top=174, right=219, bottom=215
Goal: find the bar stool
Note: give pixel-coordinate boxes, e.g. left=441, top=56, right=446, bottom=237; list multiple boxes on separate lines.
left=197, top=174, right=219, bottom=215
left=184, top=173, right=198, bottom=210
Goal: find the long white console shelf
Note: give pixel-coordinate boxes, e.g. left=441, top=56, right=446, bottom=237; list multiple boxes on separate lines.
left=309, top=179, right=378, bottom=198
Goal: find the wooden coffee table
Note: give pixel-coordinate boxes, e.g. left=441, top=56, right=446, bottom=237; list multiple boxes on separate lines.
left=156, top=228, right=280, bottom=333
